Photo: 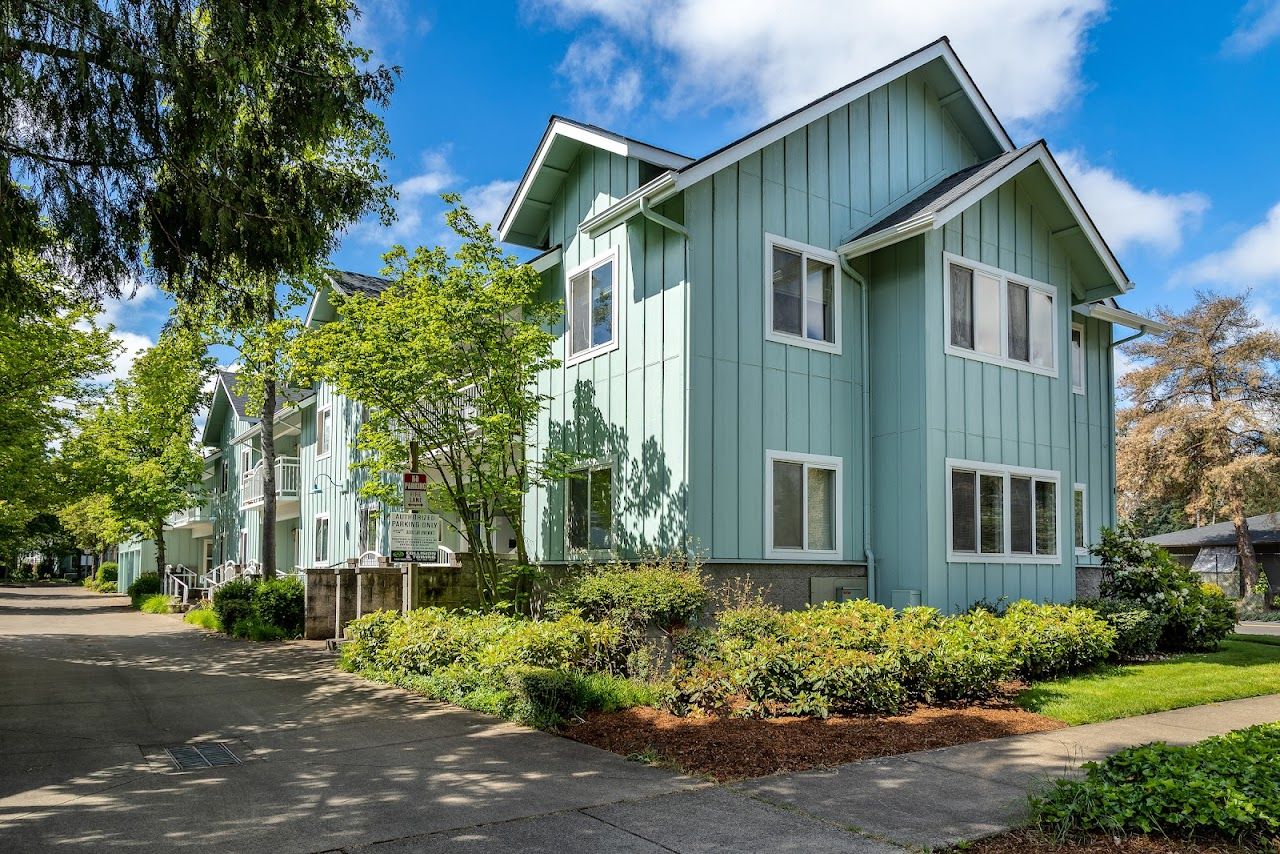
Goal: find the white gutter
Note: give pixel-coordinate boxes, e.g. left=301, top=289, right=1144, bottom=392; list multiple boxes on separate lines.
left=580, top=171, right=678, bottom=239
left=837, top=213, right=935, bottom=258
left=1073, top=302, right=1171, bottom=335
left=838, top=256, right=876, bottom=603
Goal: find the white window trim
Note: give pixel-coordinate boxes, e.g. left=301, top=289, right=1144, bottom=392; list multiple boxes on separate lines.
left=315, top=405, right=332, bottom=460
left=945, top=457, right=1061, bottom=564
left=764, top=233, right=843, bottom=355
left=313, top=513, right=331, bottom=566
left=943, top=252, right=1059, bottom=378
left=564, top=460, right=615, bottom=560
left=564, top=247, right=621, bottom=367
left=1074, top=482, right=1088, bottom=555
left=764, top=449, right=844, bottom=561
left=1071, top=322, right=1086, bottom=395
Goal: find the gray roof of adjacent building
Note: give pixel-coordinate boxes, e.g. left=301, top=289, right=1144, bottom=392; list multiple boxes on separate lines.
left=330, top=270, right=392, bottom=297
left=1145, top=512, right=1280, bottom=549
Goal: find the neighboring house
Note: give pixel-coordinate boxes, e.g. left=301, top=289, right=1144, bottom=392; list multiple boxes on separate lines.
left=1147, top=513, right=1280, bottom=598
left=501, top=37, right=1165, bottom=611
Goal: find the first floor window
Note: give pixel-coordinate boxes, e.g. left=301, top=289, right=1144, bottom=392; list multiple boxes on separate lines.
left=947, top=255, right=1057, bottom=374
left=314, top=515, right=330, bottom=565
left=1074, top=484, right=1087, bottom=553
left=767, top=236, right=840, bottom=352
left=567, top=464, right=612, bottom=553
left=767, top=451, right=842, bottom=558
left=949, top=461, right=1058, bottom=560
left=567, top=252, right=616, bottom=360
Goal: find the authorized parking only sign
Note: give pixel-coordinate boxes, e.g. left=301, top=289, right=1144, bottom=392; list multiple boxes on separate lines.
left=388, top=512, right=440, bottom=563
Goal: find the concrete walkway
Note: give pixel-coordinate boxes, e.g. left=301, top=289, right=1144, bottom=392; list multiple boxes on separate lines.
left=738, top=693, right=1280, bottom=849
left=1238, top=621, right=1280, bottom=636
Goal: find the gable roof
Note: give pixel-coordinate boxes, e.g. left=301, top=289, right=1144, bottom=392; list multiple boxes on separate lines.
left=838, top=140, right=1133, bottom=297
left=499, top=117, right=694, bottom=247
left=200, top=370, right=310, bottom=447
left=217, top=369, right=251, bottom=419
left=1146, top=513, right=1280, bottom=549
left=580, top=37, right=1015, bottom=241
left=304, top=269, right=393, bottom=328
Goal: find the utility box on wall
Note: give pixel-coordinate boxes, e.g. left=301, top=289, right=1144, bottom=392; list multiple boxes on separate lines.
left=809, top=576, right=869, bottom=605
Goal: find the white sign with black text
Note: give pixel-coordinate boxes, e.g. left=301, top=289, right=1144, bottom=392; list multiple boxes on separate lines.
left=388, top=512, right=440, bottom=563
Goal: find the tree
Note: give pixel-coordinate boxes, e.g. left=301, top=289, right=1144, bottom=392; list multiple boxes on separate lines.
left=64, top=328, right=212, bottom=576
left=58, top=493, right=123, bottom=559
left=295, top=199, right=565, bottom=608
left=0, top=252, right=114, bottom=569
left=1117, top=291, right=1280, bottom=597
left=1, top=1, right=395, bottom=309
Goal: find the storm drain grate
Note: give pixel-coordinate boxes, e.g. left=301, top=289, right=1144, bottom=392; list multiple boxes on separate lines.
left=163, top=742, right=240, bottom=771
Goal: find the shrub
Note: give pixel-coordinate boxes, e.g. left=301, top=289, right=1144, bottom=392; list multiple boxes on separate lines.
left=1001, top=601, right=1115, bottom=680
left=254, top=576, right=304, bottom=638
left=715, top=603, right=785, bottom=643
left=506, top=666, right=585, bottom=729
left=139, top=594, right=173, bottom=614
left=885, top=608, right=1019, bottom=704
left=96, top=562, right=118, bottom=585
left=127, top=573, right=162, bottom=607
left=184, top=606, right=221, bottom=631
left=1080, top=599, right=1165, bottom=659
left=1032, top=722, right=1280, bottom=846
left=212, top=577, right=257, bottom=632
left=230, top=616, right=288, bottom=641
left=547, top=557, right=709, bottom=631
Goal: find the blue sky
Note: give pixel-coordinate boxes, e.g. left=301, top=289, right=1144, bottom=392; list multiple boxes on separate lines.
left=102, top=0, right=1280, bottom=378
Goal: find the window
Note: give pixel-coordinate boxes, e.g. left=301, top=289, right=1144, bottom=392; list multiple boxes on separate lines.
left=314, top=514, right=330, bottom=566
left=947, top=459, right=1059, bottom=562
left=357, top=505, right=378, bottom=555
left=219, top=460, right=228, bottom=493
left=1074, top=484, right=1087, bottom=554
left=316, top=406, right=332, bottom=458
left=566, top=250, right=618, bottom=363
left=765, top=235, right=841, bottom=353
left=946, top=254, right=1057, bottom=375
left=1070, top=323, right=1085, bottom=394
left=566, top=464, right=613, bottom=554
left=766, top=450, right=843, bottom=559
left=240, top=447, right=253, bottom=481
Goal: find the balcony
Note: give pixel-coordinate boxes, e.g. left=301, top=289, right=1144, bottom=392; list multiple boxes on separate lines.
left=240, top=456, right=301, bottom=511
left=168, top=501, right=212, bottom=529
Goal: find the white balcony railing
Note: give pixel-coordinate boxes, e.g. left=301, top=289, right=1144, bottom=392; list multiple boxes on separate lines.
left=239, top=456, right=301, bottom=510
left=168, top=501, right=211, bottom=529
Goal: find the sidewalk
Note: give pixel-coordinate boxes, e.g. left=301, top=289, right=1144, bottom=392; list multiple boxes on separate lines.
left=1238, top=621, right=1280, bottom=636
left=736, top=693, right=1280, bottom=849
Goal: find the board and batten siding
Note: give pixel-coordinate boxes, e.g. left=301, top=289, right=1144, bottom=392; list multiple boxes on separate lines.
left=1072, top=314, right=1118, bottom=565
left=684, top=70, right=981, bottom=563
left=526, top=147, right=690, bottom=561
left=916, top=172, right=1097, bottom=609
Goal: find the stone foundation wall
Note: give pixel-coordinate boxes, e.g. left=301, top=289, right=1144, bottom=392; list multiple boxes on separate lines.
left=1074, top=566, right=1103, bottom=600
left=696, top=563, right=869, bottom=613
left=304, top=567, right=407, bottom=640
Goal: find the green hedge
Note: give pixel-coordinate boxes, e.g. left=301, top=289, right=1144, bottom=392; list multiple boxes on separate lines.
left=127, top=573, right=162, bottom=607
left=96, top=562, right=118, bottom=584
left=1033, top=722, right=1280, bottom=846
left=210, top=576, right=304, bottom=640
left=547, top=559, right=708, bottom=631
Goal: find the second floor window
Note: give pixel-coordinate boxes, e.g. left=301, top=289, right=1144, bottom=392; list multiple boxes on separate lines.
left=567, top=250, right=617, bottom=363
left=1071, top=324, right=1085, bottom=394
left=766, top=235, right=840, bottom=353
left=316, top=406, right=332, bottom=458
left=947, top=255, right=1057, bottom=375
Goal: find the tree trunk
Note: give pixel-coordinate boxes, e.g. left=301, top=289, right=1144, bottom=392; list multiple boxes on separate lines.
left=1234, top=512, right=1260, bottom=598
left=154, top=517, right=167, bottom=578
left=261, top=295, right=278, bottom=579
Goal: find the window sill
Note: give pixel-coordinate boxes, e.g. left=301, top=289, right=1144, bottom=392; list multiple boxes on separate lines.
left=315, top=452, right=332, bottom=462
left=944, top=345, right=1058, bottom=379
left=764, top=548, right=843, bottom=562
left=565, top=337, right=619, bottom=368
left=765, top=329, right=841, bottom=356
left=1072, top=386, right=1085, bottom=396
left=947, top=553, right=1062, bottom=565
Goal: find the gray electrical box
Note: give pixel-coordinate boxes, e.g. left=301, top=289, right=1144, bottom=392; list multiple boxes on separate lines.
left=809, top=576, right=868, bottom=605
left=890, top=588, right=922, bottom=609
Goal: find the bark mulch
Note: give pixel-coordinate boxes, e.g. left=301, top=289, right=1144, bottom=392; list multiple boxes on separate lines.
left=564, top=698, right=1064, bottom=781
left=960, top=829, right=1263, bottom=853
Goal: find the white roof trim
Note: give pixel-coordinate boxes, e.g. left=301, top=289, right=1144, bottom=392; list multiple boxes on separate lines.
left=838, top=143, right=1132, bottom=294
left=1074, top=303, right=1171, bottom=334
left=529, top=246, right=563, bottom=274
left=500, top=118, right=692, bottom=243
left=580, top=171, right=677, bottom=238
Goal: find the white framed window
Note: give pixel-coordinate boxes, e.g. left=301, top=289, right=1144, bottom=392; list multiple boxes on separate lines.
left=240, top=447, right=253, bottom=481
left=765, top=450, right=843, bottom=560
left=316, top=405, right=332, bottom=459
left=765, top=234, right=841, bottom=354
left=566, top=248, right=619, bottom=365
left=566, top=462, right=613, bottom=556
left=1070, top=323, right=1085, bottom=395
left=1074, top=483, right=1088, bottom=555
left=945, top=253, right=1057, bottom=377
left=314, top=514, right=330, bottom=566
left=947, top=458, right=1059, bottom=563
left=357, top=504, right=379, bottom=555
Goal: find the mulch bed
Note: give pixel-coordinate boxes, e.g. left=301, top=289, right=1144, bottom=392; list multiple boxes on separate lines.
left=563, top=696, right=1064, bottom=781
left=960, top=829, right=1262, bottom=853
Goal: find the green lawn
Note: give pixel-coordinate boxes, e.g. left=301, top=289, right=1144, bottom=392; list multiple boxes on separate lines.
left=1016, top=636, right=1280, bottom=725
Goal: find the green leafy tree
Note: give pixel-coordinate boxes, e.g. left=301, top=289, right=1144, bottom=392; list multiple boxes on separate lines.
left=58, top=493, right=125, bottom=558
left=1118, top=291, right=1280, bottom=597
left=64, top=328, right=212, bottom=575
left=295, top=199, right=565, bottom=608
left=0, top=252, right=114, bottom=569
left=1, top=0, right=395, bottom=308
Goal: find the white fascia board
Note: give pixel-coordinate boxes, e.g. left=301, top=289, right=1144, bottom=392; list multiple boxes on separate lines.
left=500, top=118, right=691, bottom=243
left=672, top=41, right=1013, bottom=193
left=580, top=171, right=677, bottom=238
left=529, top=246, right=563, bottom=274
left=837, top=213, right=936, bottom=257
left=1074, top=302, right=1171, bottom=334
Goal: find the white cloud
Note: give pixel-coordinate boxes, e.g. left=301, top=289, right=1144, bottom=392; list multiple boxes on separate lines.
left=96, top=330, right=154, bottom=385
left=538, top=0, right=1107, bottom=125
left=1057, top=151, right=1209, bottom=254
left=1181, top=202, right=1280, bottom=286
left=463, top=179, right=521, bottom=230
left=1224, top=0, right=1280, bottom=56
left=557, top=38, right=643, bottom=122
left=350, top=0, right=431, bottom=63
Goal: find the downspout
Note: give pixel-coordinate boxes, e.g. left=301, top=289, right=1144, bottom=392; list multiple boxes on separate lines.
left=839, top=256, right=876, bottom=604
left=1107, top=322, right=1152, bottom=533
left=637, top=196, right=692, bottom=560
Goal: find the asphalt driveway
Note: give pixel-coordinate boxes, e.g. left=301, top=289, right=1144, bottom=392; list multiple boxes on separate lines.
left=0, top=586, right=893, bottom=853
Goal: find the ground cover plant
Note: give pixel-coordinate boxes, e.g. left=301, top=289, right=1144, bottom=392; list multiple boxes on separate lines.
left=138, top=593, right=172, bottom=614
left=183, top=605, right=220, bottom=631
left=126, top=572, right=161, bottom=607
left=1032, top=722, right=1280, bottom=848
left=1016, top=636, right=1280, bottom=724
left=210, top=576, right=304, bottom=640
